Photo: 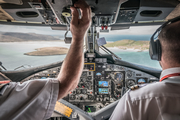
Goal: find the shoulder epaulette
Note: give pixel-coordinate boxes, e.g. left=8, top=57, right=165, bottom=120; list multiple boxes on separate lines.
left=130, top=84, right=149, bottom=90
left=130, top=85, right=139, bottom=90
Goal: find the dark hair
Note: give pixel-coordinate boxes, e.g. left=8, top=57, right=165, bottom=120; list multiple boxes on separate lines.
left=159, top=21, right=180, bottom=64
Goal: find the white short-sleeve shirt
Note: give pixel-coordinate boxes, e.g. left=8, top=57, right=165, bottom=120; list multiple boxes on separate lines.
left=0, top=79, right=59, bottom=120
left=110, top=67, right=180, bottom=120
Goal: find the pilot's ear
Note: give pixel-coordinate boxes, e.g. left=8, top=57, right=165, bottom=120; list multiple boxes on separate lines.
left=159, top=61, right=162, bottom=68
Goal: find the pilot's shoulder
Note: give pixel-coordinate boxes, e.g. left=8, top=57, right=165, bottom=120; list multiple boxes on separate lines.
left=127, top=82, right=166, bottom=100
left=129, top=84, right=147, bottom=91
left=129, top=82, right=161, bottom=92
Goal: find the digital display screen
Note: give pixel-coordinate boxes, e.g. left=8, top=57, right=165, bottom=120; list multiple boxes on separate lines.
left=98, top=88, right=108, bottom=94
left=98, top=81, right=108, bottom=87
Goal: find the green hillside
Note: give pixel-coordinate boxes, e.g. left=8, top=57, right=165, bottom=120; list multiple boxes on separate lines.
left=105, top=39, right=149, bottom=50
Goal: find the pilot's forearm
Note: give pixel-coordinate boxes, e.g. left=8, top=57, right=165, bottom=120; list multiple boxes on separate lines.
left=56, top=0, right=91, bottom=100
left=57, top=38, right=84, bottom=99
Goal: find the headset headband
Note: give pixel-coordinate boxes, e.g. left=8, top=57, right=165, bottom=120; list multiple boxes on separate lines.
left=149, top=16, right=180, bottom=61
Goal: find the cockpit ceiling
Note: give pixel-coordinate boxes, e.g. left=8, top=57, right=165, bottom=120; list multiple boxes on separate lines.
left=166, top=4, right=180, bottom=20
left=0, top=0, right=179, bottom=29
left=0, top=6, right=13, bottom=20
left=0, top=0, right=23, bottom=5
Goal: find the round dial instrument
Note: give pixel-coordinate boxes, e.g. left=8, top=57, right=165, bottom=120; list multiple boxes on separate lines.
left=113, top=72, right=124, bottom=85
left=126, top=79, right=136, bottom=88
left=126, top=70, right=133, bottom=78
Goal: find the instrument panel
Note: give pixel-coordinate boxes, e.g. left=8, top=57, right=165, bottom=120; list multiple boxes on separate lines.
left=22, top=58, right=159, bottom=112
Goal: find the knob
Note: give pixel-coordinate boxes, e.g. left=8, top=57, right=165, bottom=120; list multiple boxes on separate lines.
left=70, top=95, right=76, bottom=100
left=88, top=76, right=92, bottom=80
left=87, top=85, right=92, bottom=90
left=104, top=97, right=109, bottom=101
left=82, top=89, right=87, bottom=94
left=117, top=85, right=121, bottom=89
left=80, top=96, right=84, bottom=100
left=88, top=95, right=94, bottom=100
left=76, top=89, right=81, bottom=94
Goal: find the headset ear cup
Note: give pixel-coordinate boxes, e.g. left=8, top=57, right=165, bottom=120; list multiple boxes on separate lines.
left=156, top=39, right=162, bottom=61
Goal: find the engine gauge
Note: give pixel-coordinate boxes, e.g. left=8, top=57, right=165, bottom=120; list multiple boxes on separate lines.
left=80, top=78, right=86, bottom=82
left=126, top=79, right=136, bottom=88
left=114, top=72, right=123, bottom=84
left=126, top=70, right=133, bottom=78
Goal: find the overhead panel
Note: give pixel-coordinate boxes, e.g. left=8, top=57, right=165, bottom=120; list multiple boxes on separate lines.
left=166, top=4, right=180, bottom=20
left=0, top=6, right=14, bottom=20
left=134, top=0, right=178, bottom=22
left=0, top=0, right=23, bottom=5
left=3, top=2, right=45, bottom=22
left=115, top=0, right=140, bottom=24
left=3, top=8, right=45, bottom=22
left=134, top=7, right=175, bottom=22
left=47, top=0, right=73, bottom=24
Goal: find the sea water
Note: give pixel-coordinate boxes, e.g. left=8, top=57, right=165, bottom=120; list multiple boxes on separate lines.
left=0, top=41, right=161, bottom=70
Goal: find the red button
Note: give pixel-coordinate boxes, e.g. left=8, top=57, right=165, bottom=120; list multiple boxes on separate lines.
left=101, top=26, right=104, bottom=30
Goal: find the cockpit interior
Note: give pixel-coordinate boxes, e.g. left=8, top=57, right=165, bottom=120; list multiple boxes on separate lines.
left=0, top=0, right=180, bottom=120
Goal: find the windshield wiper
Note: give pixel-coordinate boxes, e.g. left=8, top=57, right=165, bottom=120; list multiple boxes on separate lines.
left=0, top=61, right=6, bottom=70
left=14, top=65, right=32, bottom=70
left=100, top=45, right=121, bottom=60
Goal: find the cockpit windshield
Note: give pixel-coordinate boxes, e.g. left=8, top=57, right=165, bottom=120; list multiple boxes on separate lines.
left=0, top=25, right=161, bottom=70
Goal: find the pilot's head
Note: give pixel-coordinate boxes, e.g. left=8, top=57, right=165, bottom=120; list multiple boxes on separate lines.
left=159, top=20, right=180, bottom=69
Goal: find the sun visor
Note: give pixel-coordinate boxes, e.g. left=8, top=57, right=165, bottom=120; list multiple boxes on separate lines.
left=0, top=6, right=14, bottom=20
left=166, top=4, right=180, bottom=20
left=0, top=0, right=23, bottom=5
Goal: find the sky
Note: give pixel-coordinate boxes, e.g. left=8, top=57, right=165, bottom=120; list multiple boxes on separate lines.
left=0, top=24, right=160, bottom=36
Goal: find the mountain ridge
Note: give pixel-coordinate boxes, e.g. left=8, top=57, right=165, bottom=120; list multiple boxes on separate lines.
left=0, top=32, right=61, bottom=42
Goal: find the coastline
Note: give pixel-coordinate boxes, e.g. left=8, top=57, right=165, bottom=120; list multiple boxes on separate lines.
left=105, top=39, right=149, bottom=52
left=106, top=46, right=148, bottom=52
left=0, top=40, right=149, bottom=52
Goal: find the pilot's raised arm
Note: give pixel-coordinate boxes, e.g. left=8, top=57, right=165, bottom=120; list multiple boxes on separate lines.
left=0, top=0, right=91, bottom=120
left=110, top=16, right=180, bottom=120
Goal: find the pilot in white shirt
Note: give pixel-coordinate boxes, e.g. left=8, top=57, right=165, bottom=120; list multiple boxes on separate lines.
left=110, top=16, right=180, bottom=120
left=110, top=67, right=180, bottom=120
left=0, top=0, right=91, bottom=119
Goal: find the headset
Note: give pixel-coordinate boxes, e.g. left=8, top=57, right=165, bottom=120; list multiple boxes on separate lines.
left=149, top=16, right=180, bottom=61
